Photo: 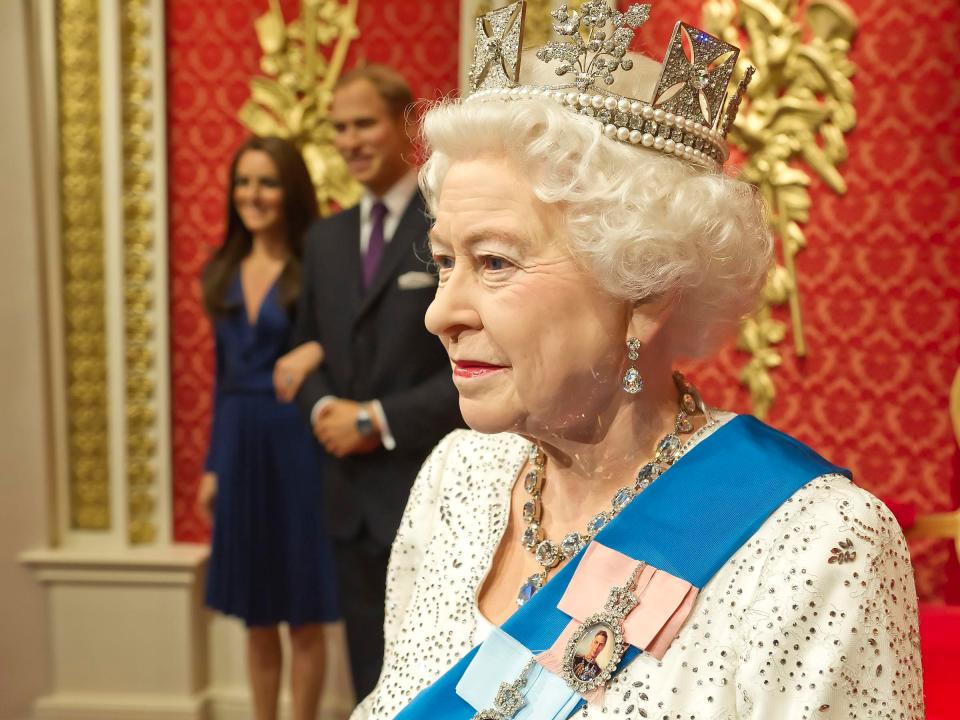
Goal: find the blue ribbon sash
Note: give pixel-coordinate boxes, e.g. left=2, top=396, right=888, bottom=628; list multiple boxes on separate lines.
left=396, top=415, right=850, bottom=719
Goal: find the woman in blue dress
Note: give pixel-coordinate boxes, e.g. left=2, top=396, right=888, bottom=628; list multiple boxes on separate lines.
left=197, top=136, right=340, bottom=720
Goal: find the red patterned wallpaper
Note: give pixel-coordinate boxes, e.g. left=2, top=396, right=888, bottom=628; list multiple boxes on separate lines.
left=167, top=0, right=960, bottom=600
left=637, top=0, right=960, bottom=601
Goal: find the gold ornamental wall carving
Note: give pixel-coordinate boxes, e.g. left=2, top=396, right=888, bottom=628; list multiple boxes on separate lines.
left=704, top=0, right=858, bottom=417
left=57, top=0, right=110, bottom=530
left=121, top=0, right=158, bottom=544
left=240, top=0, right=362, bottom=215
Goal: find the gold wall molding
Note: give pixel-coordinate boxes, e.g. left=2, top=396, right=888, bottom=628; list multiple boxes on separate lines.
left=43, top=0, right=169, bottom=543
left=240, top=0, right=361, bottom=214
left=121, top=0, right=159, bottom=544
left=57, top=0, right=110, bottom=530
left=704, top=0, right=858, bottom=417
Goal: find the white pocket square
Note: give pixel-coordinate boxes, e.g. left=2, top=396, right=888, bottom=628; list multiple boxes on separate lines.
left=397, top=271, right=437, bottom=290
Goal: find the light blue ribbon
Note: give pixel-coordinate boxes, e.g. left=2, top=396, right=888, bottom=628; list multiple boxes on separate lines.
left=456, top=625, right=581, bottom=719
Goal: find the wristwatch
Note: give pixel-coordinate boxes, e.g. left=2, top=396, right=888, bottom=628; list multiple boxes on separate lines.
left=355, top=406, right=374, bottom=437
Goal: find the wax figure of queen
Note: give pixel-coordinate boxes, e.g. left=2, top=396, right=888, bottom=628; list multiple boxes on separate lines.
left=351, top=2, right=924, bottom=719
left=276, top=65, right=464, bottom=700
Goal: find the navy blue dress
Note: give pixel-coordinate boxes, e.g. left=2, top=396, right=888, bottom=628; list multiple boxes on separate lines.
left=204, top=274, right=340, bottom=627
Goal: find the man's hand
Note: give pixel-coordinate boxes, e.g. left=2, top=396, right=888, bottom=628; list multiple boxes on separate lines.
left=312, top=399, right=381, bottom=458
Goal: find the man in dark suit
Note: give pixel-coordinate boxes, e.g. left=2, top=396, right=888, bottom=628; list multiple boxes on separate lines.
left=292, top=65, right=462, bottom=701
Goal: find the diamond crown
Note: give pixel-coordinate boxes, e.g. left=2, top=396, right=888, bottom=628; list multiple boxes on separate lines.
left=468, top=0, right=754, bottom=168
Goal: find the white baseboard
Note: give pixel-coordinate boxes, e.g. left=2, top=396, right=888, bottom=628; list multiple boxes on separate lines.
left=31, top=688, right=354, bottom=720
left=33, top=692, right=207, bottom=720
left=21, top=547, right=354, bottom=720
left=207, top=686, right=353, bottom=720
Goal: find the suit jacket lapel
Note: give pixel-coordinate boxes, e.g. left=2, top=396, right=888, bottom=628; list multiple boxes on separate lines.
left=356, top=193, right=428, bottom=321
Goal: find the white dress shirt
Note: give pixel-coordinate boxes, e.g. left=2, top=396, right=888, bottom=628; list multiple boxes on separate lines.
left=358, top=169, right=420, bottom=254
left=310, top=170, right=421, bottom=451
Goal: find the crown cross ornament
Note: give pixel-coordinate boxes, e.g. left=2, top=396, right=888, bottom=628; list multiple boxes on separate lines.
left=467, top=0, right=754, bottom=169
left=471, top=1, right=526, bottom=91
left=651, top=23, right=739, bottom=127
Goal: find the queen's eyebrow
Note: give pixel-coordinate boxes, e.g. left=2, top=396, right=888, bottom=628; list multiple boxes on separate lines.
left=428, top=227, right=530, bottom=253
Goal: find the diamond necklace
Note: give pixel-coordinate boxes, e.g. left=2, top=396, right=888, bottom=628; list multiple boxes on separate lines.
left=516, top=372, right=703, bottom=607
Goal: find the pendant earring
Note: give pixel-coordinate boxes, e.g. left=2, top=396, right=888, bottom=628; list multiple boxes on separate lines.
left=622, top=338, right=643, bottom=394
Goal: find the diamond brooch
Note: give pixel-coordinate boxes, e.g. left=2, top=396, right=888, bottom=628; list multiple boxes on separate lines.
left=470, top=658, right=536, bottom=720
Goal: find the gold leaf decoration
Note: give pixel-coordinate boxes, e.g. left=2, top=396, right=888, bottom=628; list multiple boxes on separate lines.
left=704, top=0, right=858, bottom=417
left=58, top=0, right=110, bottom=530
left=121, top=0, right=157, bottom=544
left=240, top=0, right=362, bottom=215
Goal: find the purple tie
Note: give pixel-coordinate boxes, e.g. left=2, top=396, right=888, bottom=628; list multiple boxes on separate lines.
left=363, top=201, right=388, bottom=290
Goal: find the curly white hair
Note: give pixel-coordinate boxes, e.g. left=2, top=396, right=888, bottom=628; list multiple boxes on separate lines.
left=418, top=54, right=772, bottom=358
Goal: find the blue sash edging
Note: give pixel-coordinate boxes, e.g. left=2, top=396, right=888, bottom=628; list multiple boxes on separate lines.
left=395, top=415, right=849, bottom=719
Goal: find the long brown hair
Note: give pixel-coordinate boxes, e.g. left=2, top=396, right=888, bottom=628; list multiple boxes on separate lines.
left=202, top=136, right=319, bottom=317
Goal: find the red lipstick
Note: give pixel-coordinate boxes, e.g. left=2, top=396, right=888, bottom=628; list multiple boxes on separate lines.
left=452, top=361, right=507, bottom=379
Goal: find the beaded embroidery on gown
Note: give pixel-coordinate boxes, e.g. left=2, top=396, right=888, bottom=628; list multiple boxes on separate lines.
left=354, top=415, right=924, bottom=720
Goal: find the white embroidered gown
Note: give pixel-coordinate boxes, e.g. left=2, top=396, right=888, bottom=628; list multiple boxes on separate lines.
left=352, top=416, right=924, bottom=720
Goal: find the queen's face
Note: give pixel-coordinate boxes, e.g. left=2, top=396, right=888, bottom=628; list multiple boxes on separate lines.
left=425, top=157, right=628, bottom=438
